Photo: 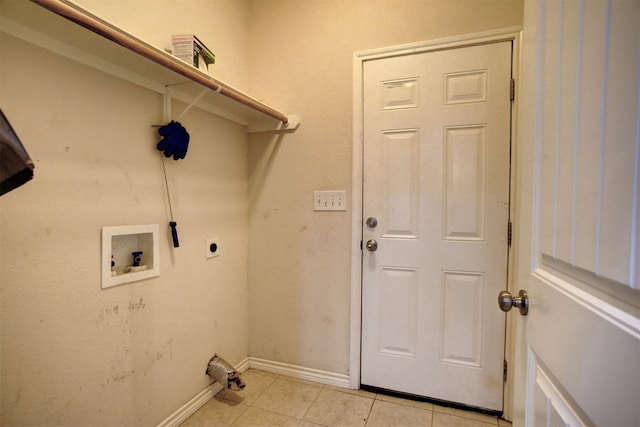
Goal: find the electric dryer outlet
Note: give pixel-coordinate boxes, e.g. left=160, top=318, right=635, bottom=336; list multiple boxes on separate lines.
left=206, top=238, right=220, bottom=259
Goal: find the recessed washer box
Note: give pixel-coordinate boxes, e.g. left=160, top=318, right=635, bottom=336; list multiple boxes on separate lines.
left=101, top=224, right=160, bottom=289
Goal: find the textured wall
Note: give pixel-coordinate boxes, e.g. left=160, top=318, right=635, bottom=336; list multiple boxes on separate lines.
left=247, top=0, right=524, bottom=375
left=0, top=0, right=251, bottom=423
left=0, top=0, right=524, bottom=424
left=78, top=0, right=252, bottom=92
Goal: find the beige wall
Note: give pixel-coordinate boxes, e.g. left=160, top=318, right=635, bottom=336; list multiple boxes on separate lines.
left=0, top=1, right=251, bottom=424
left=247, top=0, right=523, bottom=374
left=0, top=0, right=523, bottom=424
left=78, top=0, right=252, bottom=91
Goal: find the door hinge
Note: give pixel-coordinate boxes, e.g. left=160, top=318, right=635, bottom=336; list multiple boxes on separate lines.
left=510, top=79, right=515, bottom=101
left=508, top=221, right=513, bottom=246
left=504, top=360, right=508, bottom=382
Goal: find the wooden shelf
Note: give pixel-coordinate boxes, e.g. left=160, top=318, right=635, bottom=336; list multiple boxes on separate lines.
left=1, top=0, right=297, bottom=130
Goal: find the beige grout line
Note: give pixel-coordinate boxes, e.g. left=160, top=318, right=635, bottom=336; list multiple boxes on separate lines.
left=300, top=383, right=325, bottom=422
left=363, top=401, right=375, bottom=427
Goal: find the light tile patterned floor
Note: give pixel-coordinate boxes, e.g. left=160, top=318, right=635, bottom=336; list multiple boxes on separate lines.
left=181, top=369, right=513, bottom=427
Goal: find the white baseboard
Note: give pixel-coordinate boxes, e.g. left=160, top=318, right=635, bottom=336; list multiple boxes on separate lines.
left=157, top=382, right=223, bottom=427
left=248, top=357, right=350, bottom=389
left=157, top=357, right=249, bottom=427
left=236, top=356, right=251, bottom=373
left=157, top=357, right=349, bottom=427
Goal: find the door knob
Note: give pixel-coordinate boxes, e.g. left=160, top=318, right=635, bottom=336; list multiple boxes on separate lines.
left=365, top=239, right=378, bottom=251
left=366, top=217, right=378, bottom=228
left=498, top=289, right=529, bottom=316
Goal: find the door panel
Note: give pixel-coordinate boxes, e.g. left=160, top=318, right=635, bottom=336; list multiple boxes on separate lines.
left=361, top=41, right=512, bottom=411
left=378, top=266, right=419, bottom=358
left=515, top=0, right=640, bottom=426
left=380, top=129, right=420, bottom=238
left=526, top=270, right=640, bottom=426
left=443, top=125, right=487, bottom=240
left=441, top=271, right=484, bottom=367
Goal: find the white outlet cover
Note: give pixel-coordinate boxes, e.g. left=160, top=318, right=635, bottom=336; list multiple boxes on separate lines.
left=206, top=238, right=220, bottom=259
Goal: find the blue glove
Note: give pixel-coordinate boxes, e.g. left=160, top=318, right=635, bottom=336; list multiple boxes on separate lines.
left=157, top=121, right=190, bottom=160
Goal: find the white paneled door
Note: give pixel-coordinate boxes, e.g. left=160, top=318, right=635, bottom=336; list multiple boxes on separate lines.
left=514, top=1, right=640, bottom=426
left=361, top=42, right=512, bottom=411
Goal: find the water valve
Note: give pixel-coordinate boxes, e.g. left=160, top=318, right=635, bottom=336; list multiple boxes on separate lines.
left=131, top=251, right=143, bottom=267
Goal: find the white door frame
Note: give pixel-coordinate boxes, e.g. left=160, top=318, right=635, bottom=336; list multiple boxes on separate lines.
left=350, top=27, right=522, bottom=419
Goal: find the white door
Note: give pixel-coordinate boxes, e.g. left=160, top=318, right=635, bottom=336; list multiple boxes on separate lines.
left=513, top=1, right=640, bottom=426
left=361, top=42, right=512, bottom=411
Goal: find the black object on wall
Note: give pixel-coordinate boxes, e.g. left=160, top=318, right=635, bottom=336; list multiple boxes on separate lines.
left=0, top=109, right=34, bottom=196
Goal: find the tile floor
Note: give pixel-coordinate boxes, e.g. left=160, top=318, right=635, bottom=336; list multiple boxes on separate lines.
left=182, top=369, right=513, bottom=427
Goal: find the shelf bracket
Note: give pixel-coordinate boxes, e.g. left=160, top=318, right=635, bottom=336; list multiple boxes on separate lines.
left=163, top=86, right=172, bottom=123
left=246, top=114, right=300, bottom=133
left=161, top=86, right=208, bottom=123
left=176, top=89, right=208, bottom=121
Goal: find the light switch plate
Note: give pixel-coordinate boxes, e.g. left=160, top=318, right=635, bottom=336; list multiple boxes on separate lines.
left=314, top=191, right=347, bottom=211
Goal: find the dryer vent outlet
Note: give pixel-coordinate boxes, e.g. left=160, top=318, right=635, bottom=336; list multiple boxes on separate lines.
left=206, top=355, right=245, bottom=391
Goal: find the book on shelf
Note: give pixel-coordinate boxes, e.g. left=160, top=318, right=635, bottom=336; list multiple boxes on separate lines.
left=171, top=34, right=215, bottom=73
